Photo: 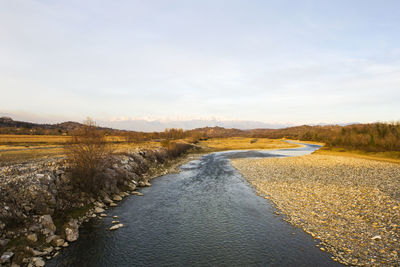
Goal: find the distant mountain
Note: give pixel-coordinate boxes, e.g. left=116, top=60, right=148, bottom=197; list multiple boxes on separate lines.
left=0, top=117, right=117, bottom=134
left=100, top=118, right=292, bottom=132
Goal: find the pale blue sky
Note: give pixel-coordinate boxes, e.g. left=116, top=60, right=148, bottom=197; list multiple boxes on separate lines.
left=1, top=0, right=399, bottom=128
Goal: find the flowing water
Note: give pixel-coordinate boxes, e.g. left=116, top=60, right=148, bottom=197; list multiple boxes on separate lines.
left=48, top=144, right=343, bottom=266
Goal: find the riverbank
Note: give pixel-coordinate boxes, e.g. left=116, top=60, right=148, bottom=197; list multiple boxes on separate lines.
left=0, top=146, right=199, bottom=266
left=232, top=154, right=400, bottom=266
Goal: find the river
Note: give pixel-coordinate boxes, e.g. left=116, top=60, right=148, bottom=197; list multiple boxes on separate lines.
left=48, top=143, right=342, bottom=266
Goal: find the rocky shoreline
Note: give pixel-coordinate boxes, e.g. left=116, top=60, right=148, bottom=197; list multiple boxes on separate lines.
left=232, top=154, right=400, bottom=266
left=0, top=147, right=198, bottom=266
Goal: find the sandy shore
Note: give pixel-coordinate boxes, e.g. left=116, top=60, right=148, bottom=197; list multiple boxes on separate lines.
left=232, top=154, right=400, bottom=266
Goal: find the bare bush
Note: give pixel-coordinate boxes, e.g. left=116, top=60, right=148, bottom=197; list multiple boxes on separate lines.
left=161, top=140, right=192, bottom=158
left=64, top=119, right=113, bottom=194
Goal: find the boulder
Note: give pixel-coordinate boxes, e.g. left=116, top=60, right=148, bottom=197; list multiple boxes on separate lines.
left=27, top=233, right=38, bottom=243
left=32, top=257, right=45, bottom=267
left=109, top=223, right=124, bottom=231
left=40, top=214, right=56, bottom=235
left=103, top=196, right=113, bottom=204
left=113, top=195, right=122, bottom=201
left=65, top=219, right=79, bottom=242
left=1, top=251, right=14, bottom=264
left=52, top=238, right=64, bottom=247
left=110, top=203, right=117, bottom=207
left=94, top=207, right=105, bottom=213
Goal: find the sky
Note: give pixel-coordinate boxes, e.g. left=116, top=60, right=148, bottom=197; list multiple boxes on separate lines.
left=1, top=0, right=400, bottom=130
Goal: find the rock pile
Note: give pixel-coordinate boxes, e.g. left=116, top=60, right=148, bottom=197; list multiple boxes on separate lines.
left=0, top=147, right=180, bottom=266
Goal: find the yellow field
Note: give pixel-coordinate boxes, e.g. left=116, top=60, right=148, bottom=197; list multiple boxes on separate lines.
left=198, top=137, right=300, bottom=151
left=0, top=134, right=72, bottom=144
left=0, top=134, right=130, bottom=145
left=314, top=147, right=400, bottom=164
left=0, top=134, right=163, bottom=165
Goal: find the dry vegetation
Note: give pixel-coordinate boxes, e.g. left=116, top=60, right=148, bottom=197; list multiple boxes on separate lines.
left=198, top=137, right=300, bottom=151
left=64, top=120, right=114, bottom=193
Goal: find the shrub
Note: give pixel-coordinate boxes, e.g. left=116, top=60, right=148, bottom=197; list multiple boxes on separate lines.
left=64, top=119, right=113, bottom=194
left=161, top=140, right=192, bottom=158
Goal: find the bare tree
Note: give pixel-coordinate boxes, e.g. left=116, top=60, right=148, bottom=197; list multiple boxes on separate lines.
left=64, top=118, right=113, bottom=193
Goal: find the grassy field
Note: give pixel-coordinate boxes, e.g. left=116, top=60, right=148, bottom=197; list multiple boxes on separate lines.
left=0, top=134, right=163, bottom=165
left=198, top=137, right=300, bottom=151
left=313, top=146, right=400, bottom=164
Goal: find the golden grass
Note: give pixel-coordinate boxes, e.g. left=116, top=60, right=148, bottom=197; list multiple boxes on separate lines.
left=0, top=136, right=164, bottom=165
left=0, top=134, right=71, bottom=144
left=198, top=137, right=301, bottom=151
left=314, top=147, right=400, bottom=164
left=0, top=134, right=130, bottom=145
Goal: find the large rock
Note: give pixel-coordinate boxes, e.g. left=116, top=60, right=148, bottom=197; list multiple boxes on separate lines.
left=1, top=251, right=14, bottom=264
left=40, top=214, right=56, bottom=235
left=94, top=207, right=105, bottom=213
left=32, top=257, right=45, bottom=267
left=52, top=238, right=64, bottom=247
left=65, top=219, right=79, bottom=242
left=113, top=195, right=122, bottom=201
left=27, top=233, right=38, bottom=243
left=109, top=223, right=124, bottom=230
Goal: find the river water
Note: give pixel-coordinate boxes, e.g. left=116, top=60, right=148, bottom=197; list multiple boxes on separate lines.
left=48, top=144, right=342, bottom=266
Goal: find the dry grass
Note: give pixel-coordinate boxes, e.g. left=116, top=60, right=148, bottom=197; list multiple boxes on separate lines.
left=0, top=134, right=71, bottom=144
left=199, top=137, right=300, bottom=151
left=0, top=147, right=65, bottom=166
left=314, top=147, right=400, bottom=164
left=0, top=134, right=164, bottom=165
left=0, top=134, right=130, bottom=145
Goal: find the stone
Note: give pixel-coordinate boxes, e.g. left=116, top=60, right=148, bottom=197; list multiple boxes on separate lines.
left=94, top=201, right=105, bottom=208
left=43, top=247, right=53, bottom=253
left=65, top=219, right=79, bottom=242
left=100, top=213, right=107, bottom=217
left=110, top=203, right=117, bottom=207
left=131, top=191, right=143, bottom=196
left=1, top=252, right=14, bottom=264
left=31, top=249, right=43, bottom=256
left=45, top=234, right=58, bottom=244
left=145, top=181, right=152, bottom=187
left=127, top=183, right=136, bottom=191
left=27, top=233, right=38, bottom=243
left=94, top=207, right=105, bottom=213
left=62, top=242, right=69, bottom=247
left=113, top=195, right=122, bottom=201
left=52, top=238, right=64, bottom=247
left=40, top=214, right=56, bottom=234
left=0, top=239, right=10, bottom=247
left=109, top=223, right=124, bottom=231
left=103, top=196, right=113, bottom=204
left=371, top=235, right=382, bottom=241
left=32, top=257, right=45, bottom=267
left=112, top=220, right=120, bottom=224
left=113, top=216, right=118, bottom=219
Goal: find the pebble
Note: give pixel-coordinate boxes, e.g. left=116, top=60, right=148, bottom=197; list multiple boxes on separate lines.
left=232, top=154, right=400, bottom=266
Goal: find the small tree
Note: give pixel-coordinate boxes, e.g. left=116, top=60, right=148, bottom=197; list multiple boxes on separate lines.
left=64, top=118, right=113, bottom=193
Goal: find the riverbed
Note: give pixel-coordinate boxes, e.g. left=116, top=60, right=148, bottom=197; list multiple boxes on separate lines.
left=48, top=144, right=342, bottom=266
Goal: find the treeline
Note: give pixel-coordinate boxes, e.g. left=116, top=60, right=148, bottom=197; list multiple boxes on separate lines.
left=248, top=123, right=400, bottom=152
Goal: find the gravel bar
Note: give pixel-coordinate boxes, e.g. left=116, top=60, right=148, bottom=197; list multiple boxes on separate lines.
left=231, top=154, right=400, bottom=266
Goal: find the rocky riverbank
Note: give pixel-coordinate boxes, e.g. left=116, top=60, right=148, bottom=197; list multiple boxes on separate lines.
left=232, top=154, right=400, bottom=266
left=0, top=147, right=197, bottom=266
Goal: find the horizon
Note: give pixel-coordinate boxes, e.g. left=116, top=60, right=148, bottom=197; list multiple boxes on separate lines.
left=0, top=112, right=382, bottom=132
left=1, top=1, right=400, bottom=127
